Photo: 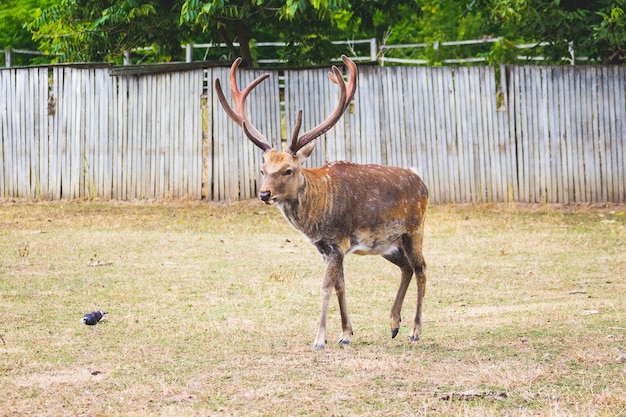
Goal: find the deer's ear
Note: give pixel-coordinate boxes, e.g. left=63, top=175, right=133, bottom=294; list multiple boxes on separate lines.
left=296, top=139, right=316, bottom=162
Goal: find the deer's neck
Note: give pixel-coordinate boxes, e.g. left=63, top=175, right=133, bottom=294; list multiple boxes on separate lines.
left=277, top=168, right=333, bottom=240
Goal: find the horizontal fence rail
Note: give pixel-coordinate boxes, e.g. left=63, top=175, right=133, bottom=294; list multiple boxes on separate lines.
left=1, top=64, right=624, bottom=204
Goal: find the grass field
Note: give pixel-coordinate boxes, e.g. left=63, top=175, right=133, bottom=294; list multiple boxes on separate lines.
left=1, top=200, right=625, bottom=416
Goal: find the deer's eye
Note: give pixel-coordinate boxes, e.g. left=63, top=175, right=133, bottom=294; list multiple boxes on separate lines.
left=260, top=169, right=265, bottom=176
left=284, top=169, right=293, bottom=176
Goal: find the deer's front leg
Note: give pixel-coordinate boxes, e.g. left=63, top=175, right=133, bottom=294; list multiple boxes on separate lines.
left=334, top=260, right=353, bottom=346
left=313, top=245, right=350, bottom=350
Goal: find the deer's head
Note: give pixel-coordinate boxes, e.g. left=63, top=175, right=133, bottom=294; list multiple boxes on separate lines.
left=214, top=56, right=357, bottom=205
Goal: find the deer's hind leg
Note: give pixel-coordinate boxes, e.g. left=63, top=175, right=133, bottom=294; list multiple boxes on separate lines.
left=402, top=234, right=426, bottom=342
left=383, top=248, right=414, bottom=339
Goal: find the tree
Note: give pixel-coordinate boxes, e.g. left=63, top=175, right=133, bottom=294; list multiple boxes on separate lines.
left=26, top=0, right=353, bottom=65
left=469, top=0, right=626, bottom=64
left=0, top=0, right=56, bottom=66
left=179, top=0, right=351, bottom=66
left=29, top=0, right=198, bottom=63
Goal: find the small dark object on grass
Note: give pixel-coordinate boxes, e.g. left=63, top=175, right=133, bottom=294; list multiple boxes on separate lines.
left=82, top=311, right=107, bottom=326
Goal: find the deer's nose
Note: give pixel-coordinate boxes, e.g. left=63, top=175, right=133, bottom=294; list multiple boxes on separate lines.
left=259, top=191, right=271, bottom=202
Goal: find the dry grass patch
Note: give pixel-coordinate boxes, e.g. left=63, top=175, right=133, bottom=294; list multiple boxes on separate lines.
left=1, top=200, right=625, bottom=416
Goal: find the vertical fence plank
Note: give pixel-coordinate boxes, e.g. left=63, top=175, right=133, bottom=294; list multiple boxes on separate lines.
left=71, top=69, right=82, bottom=199
left=25, top=69, right=36, bottom=199
left=562, top=66, right=576, bottom=202
left=471, top=67, right=486, bottom=202
left=596, top=67, right=609, bottom=202
left=614, top=67, right=626, bottom=203
left=118, top=76, right=129, bottom=200
left=505, top=66, right=518, bottom=201
left=614, top=67, right=625, bottom=203
left=58, top=68, right=70, bottom=199
left=517, top=65, right=529, bottom=203
left=126, top=75, right=135, bottom=200
left=157, top=74, right=166, bottom=198
left=536, top=67, right=545, bottom=202
left=407, top=67, right=427, bottom=183
left=193, top=69, right=204, bottom=199
left=205, top=69, right=215, bottom=200
left=58, top=67, right=69, bottom=199
left=8, top=69, right=16, bottom=197
left=475, top=67, right=491, bottom=202
left=416, top=67, right=430, bottom=198
left=459, top=67, right=470, bottom=202
left=498, top=67, right=511, bottom=202
left=146, top=74, right=154, bottom=199
left=455, top=66, right=470, bottom=203
left=176, top=71, right=183, bottom=198
left=172, top=72, right=181, bottom=198
left=140, top=76, right=149, bottom=199
left=0, top=70, right=6, bottom=196
left=380, top=66, right=393, bottom=165
left=580, top=68, right=593, bottom=202
left=586, top=67, right=599, bottom=203
left=443, top=67, right=459, bottom=202
left=213, top=67, right=229, bottom=201
left=354, top=67, right=382, bottom=165
left=16, top=70, right=28, bottom=197
left=553, top=67, right=567, bottom=204
left=400, top=67, right=415, bottom=169
left=480, top=67, right=496, bottom=202
left=424, top=68, right=440, bottom=203
left=11, top=69, right=20, bottom=197
left=527, top=67, right=539, bottom=203
left=84, top=69, right=95, bottom=199
left=34, top=69, right=47, bottom=199
left=431, top=68, right=446, bottom=202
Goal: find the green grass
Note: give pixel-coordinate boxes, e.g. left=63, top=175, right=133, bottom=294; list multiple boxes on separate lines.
left=1, top=201, right=625, bottom=416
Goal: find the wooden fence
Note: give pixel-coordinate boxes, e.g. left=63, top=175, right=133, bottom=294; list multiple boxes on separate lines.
left=1, top=65, right=203, bottom=200
left=1, top=63, right=625, bottom=204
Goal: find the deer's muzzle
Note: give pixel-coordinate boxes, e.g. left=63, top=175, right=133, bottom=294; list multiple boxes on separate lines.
left=259, top=190, right=272, bottom=203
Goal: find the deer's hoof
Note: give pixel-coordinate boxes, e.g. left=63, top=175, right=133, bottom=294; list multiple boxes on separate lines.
left=391, top=328, right=399, bottom=338
left=338, top=339, right=351, bottom=346
left=312, top=343, right=325, bottom=351
left=409, top=335, right=420, bottom=342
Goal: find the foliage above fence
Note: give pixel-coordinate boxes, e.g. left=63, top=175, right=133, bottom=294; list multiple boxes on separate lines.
left=1, top=63, right=625, bottom=203
left=1, top=37, right=598, bottom=68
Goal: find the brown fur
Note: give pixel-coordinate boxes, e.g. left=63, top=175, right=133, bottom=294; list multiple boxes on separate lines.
left=260, top=149, right=428, bottom=349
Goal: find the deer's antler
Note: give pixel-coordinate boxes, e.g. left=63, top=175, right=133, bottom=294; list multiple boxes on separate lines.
left=287, top=55, right=358, bottom=155
left=214, top=57, right=273, bottom=153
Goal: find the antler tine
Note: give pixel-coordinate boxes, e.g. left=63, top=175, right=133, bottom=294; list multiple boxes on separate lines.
left=242, top=121, right=272, bottom=152
left=288, top=55, right=357, bottom=155
left=214, top=57, right=273, bottom=153
left=289, top=110, right=303, bottom=154
left=328, top=55, right=357, bottom=113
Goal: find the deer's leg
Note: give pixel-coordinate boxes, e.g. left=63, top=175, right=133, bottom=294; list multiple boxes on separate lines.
left=403, top=235, right=426, bottom=342
left=409, top=260, right=426, bottom=342
left=313, top=243, right=347, bottom=350
left=384, top=249, right=413, bottom=338
left=334, top=264, right=353, bottom=345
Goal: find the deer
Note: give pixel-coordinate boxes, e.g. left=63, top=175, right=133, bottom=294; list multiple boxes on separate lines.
left=214, top=55, right=428, bottom=350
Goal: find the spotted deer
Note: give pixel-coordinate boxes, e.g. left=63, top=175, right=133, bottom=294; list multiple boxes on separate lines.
left=214, top=55, right=428, bottom=350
